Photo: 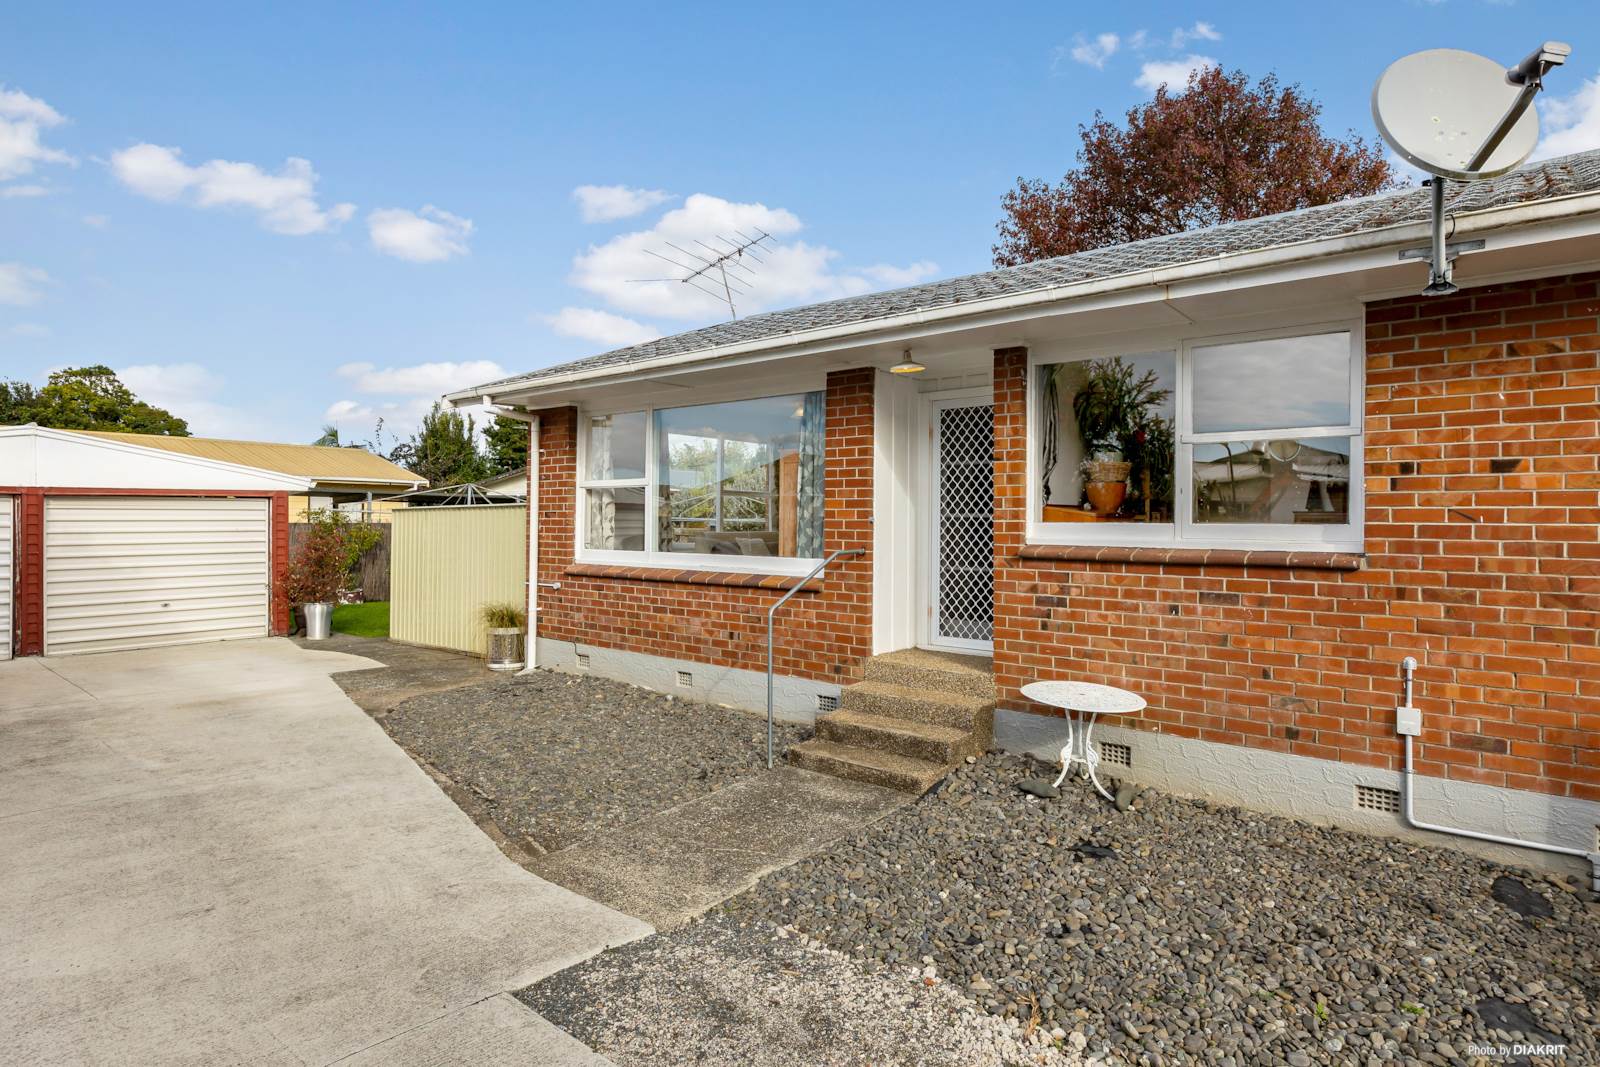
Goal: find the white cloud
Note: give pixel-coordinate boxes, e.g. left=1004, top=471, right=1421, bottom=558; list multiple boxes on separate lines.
left=573, top=184, right=674, bottom=223
left=321, top=395, right=493, bottom=445
left=0, top=262, right=51, bottom=306
left=569, top=193, right=938, bottom=321
left=116, top=362, right=273, bottom=438
left=545, top=307, right=660, bottom=347
left=1532, top=70, right=1600, bottom=161
left=859, top=261, right=940, bottom=288
left=82, top=213, right=109, bottom=228
left=1135, top=54, right=1218, bottom=93
left=1169, top=21, right=1221, bottom=48
left=366, top=205, right=472, bottom=262
left=9, top=322, right=51, bottom=338
left=0, top=85, right=74, bottom=185
left=109, top=143, right=355, bottom=235
left=1, top=183, right=51, bottom=198
left=335, top=359, right=506, bottom=396
left=1065, top=32, right=1120, bottom=70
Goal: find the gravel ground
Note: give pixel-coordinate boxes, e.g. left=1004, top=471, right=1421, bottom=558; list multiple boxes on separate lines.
left=721, top=754, right=1599, bottom=1066
left=381, top=670, right=807, bottom=852
left=519, top=913, right=1084, bottom=1067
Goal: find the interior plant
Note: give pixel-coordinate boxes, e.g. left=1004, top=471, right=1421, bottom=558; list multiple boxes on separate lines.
left=1071, top=357, right=1172, bottom=517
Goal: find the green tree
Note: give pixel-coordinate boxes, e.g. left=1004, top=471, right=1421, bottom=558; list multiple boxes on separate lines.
left=400, top=402, right=489, bottom=487
left=312, top=424, right=341, bottom=447
left=11, top=365, right=190, bottom=435
left=0, top=380, right=40, bottom=425
left=483, top=415, right=530, bottom=474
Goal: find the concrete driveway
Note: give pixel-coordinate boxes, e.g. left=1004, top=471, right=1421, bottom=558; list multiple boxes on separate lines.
left=0, top=638, right=650, bottom=1066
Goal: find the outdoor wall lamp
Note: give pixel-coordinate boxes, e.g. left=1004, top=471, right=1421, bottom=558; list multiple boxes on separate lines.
left=890, top=348, right=926, bottom=374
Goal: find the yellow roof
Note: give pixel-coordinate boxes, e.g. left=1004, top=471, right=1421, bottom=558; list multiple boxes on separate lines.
left=76, top=430, right=423, bottom=490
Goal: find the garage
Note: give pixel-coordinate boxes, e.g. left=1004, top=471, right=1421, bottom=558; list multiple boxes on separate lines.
left=1, top=425, right=312, bottom=659
left=43, top=497, right=272, bottom=656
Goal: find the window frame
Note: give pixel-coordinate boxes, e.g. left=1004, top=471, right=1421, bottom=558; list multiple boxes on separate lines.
left=1026, top=317, right=1365, bottom=553
left=574, top=389, right=829, bottom=577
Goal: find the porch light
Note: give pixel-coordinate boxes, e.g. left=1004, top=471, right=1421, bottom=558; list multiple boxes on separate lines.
left=890, top=349, right=926, bottom=375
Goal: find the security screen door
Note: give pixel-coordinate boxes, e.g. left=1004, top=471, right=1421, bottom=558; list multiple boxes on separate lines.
left=929, top=399, right=994, bottom=652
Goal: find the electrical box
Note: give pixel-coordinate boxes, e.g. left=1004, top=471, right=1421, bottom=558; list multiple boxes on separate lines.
left=1396, top=706, right=1422, bottom=737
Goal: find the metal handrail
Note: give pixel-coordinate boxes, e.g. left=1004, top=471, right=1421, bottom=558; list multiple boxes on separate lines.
left=766, top=547, right=866, bottom=768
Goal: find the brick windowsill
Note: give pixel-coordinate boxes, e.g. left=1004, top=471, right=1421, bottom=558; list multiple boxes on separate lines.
left=563, top=562, right=824, bottom=591
left=1017, top=545, right=1365, bottom=570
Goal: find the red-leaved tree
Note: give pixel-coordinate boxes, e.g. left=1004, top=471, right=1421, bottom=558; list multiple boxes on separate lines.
left=994, top=67, right=1398, bottom=266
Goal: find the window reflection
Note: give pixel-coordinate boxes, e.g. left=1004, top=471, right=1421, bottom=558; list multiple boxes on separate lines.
left=1192, top=438, right=1351, bottom=525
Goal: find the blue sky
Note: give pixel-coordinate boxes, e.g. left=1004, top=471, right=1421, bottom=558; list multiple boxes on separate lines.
left=5, top=2, right=1599, bottom=445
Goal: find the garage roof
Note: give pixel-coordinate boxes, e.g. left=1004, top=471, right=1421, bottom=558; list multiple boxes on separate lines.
left=73, top=430, right=424, bottom=492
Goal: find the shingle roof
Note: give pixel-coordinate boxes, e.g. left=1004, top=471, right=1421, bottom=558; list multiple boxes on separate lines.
left=481, top=150, right=1600, bottom=394
left=75, top=430, right=424, bottom=488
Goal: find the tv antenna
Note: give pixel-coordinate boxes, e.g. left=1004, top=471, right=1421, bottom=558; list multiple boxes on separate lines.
left=631, top=230, right=774, bottom=319
left=1373, top=42, right=1571, bottom=296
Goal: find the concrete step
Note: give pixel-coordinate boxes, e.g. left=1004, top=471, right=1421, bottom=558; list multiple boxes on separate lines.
left=816, top=709, right=979, bottom=765
left=839, top=680, right=994, bottom=740
left=862, top=648, right=995, bottom=699
left=787, top=739, right=949, bottom=795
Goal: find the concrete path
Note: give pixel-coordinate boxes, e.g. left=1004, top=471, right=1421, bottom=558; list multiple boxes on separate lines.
left=0, top=639, right=648, bottom=1066
left=529, top=766, right=909, bottom=929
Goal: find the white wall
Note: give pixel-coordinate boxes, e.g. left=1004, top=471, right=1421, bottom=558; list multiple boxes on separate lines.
left=872, top=370, right=920, bottom=654
left=0, top=428, right=307, bottom=491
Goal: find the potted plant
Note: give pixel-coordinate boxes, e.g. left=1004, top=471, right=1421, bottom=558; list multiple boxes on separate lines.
left=286, top=522, right=350, bottom=640
left=481, top=602, right=527, bottom=671
left=1072, top=357, right=1170, bottom=517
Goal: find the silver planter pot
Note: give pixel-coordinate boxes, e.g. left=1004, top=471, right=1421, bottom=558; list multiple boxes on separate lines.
left=486, top=628, right=525, bottom=671
left=303, top=602, right=333, bottom=640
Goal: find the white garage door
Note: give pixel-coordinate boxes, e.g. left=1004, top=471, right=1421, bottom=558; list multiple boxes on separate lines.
left=44, top=497, right=271, bottom=656
left=0, top=496, right=12, bottom=662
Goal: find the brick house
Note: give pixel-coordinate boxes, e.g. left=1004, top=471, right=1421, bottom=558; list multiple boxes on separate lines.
left=451, top=152, right=1600, bottom=873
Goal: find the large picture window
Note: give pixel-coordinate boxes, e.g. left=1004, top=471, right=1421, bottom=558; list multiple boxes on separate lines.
left=1032, top=326, right=1362, bottom=550
left=578, top=392, right=825, bottom=569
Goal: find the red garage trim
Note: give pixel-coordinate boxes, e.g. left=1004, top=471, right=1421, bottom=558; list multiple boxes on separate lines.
left=0, top=487, right=292, bottom=657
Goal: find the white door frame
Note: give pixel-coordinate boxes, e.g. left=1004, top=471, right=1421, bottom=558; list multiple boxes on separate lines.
left=921, top=387, right=994, bottom=654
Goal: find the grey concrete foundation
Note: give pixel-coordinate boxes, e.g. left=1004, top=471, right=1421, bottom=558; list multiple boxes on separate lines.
left=534, top=638, right=834, bottom=724
left=996, top=707, right=1600, bottom=878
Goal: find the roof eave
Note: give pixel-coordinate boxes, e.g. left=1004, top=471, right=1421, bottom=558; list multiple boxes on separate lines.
left=451, top=186, right=1600, bottom=407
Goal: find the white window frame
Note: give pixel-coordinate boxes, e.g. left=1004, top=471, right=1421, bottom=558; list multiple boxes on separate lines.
left=1026, top=316, right=1365, bottom=553
left=575, top=390, right=828, bottom=577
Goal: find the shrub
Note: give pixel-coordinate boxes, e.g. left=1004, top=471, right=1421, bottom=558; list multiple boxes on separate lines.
left=286, top=523, right=351, bottom=605
left=480, top=602, right=527, bottom=630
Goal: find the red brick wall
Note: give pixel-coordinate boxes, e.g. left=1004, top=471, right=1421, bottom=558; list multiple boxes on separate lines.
left=994, top=273, right=1600, bottom=802
left=530, top=367, right=876, bottom=684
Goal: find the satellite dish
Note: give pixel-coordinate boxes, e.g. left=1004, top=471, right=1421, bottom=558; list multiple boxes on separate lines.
left=1373, top=49, right=1542, bottom=180
left=1371, top=42, right=1571, bottom=295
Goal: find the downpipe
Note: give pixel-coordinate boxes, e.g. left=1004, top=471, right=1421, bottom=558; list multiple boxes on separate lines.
left=1396, top=656, right=1599, bottom=892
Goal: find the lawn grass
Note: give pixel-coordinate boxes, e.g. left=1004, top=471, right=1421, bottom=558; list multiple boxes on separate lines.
left=332, top=601, right=389, bottom=638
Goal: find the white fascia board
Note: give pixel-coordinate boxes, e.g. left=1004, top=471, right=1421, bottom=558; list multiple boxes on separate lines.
left=452, top=190, right=1600, bottom=407
left=0, top=426, right=313, bottom=491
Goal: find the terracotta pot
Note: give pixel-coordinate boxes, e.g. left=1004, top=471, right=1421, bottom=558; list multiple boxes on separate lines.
left=1084, top=480, right=1127, bottom=517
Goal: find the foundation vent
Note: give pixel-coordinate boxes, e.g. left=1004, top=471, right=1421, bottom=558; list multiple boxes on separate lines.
left=675, top=670, right=693, bottom=689
left=575, top=653, right=590, bottom=670
left=817, top=694, right=840, bottom=713
left=1099, top=741, right=1132, bottom=768
left=1356, top=784, right=1402, bottom=814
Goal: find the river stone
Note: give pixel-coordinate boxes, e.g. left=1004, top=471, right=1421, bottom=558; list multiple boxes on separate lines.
left=1019, top=779, right=1061, bottom=799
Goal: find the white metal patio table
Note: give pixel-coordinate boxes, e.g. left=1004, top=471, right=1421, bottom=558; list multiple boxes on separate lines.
left=1021, top=680, right=1146, bottom=803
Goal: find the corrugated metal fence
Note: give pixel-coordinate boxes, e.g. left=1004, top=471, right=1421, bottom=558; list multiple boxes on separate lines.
left=390, top=504, right=526, bottom=654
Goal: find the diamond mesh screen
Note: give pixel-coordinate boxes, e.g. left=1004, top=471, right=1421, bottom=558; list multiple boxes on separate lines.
left=935, top=403, right=994, bottom=644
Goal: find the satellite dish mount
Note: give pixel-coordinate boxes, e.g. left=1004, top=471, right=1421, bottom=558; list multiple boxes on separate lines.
left=1373, top=42, right=1571, bottom=296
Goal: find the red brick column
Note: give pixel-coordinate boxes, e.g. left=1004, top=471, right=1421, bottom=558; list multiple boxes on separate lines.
left=820, top=366, right=876, bottom=679
left=16, top=488, right=43, bottom=656
left=270, top=491, right=290, bottom=635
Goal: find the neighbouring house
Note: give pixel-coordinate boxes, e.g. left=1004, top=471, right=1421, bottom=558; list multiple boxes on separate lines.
left=0, top=426, right=421, bottom=657
left=449, top=152, right=1600, bottom=871
left=480, top=466, right=530, bottom=499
